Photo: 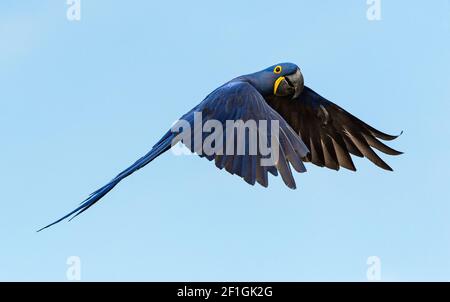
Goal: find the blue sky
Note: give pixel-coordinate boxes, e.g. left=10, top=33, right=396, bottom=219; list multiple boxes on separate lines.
left=0, top=0, right=449, bottom=281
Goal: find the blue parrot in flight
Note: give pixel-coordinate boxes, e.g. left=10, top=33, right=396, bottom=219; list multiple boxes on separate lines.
left=38, top=63, right=402, bottom=231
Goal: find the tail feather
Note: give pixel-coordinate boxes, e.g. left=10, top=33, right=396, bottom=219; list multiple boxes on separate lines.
left=37, top=133, right=174, bottom=232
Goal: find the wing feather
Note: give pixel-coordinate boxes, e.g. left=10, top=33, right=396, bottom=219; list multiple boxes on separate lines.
left=181, top=81, right=308, bottom=188
left=266, top=86, right=402, bottom=171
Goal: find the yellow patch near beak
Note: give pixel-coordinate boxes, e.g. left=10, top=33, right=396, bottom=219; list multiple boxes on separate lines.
left=273, top=76, right=285, bottom=95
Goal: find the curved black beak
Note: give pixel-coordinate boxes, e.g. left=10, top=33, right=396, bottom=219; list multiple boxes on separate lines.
left=274, top=68, right=304, bottom=99
left=285, top=68, right=304, bottom=99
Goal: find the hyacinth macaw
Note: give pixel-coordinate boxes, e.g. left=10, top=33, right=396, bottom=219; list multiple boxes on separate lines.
left=39, top=63, right=402, bottom=231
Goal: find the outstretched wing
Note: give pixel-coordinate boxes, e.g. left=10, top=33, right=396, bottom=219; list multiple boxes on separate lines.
left=38, top=81, right=308, bottom=231
left=267, top=86, right=402, bottom=171
left=174, top=80, right=309, bottom=189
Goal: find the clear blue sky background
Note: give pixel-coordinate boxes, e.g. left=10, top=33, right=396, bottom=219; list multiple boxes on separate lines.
left=1, top=0, right=449, bottom=281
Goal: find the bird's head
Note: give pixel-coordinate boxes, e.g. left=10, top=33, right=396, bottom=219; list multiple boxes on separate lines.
left=242, top=63, right=304, bottom=99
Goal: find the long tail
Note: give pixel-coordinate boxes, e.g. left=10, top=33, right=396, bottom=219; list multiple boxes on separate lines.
left=37, top=132, right=174, bottom=232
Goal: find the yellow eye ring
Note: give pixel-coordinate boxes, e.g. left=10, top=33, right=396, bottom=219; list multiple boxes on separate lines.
left=273, top=65, right=282, bottom=74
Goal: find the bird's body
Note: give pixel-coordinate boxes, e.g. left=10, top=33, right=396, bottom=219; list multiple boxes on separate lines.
left=39, top=63, right=402, bottom=231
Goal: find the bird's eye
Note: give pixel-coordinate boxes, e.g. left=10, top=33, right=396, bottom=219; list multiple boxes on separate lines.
left=274, top=65, right=282, bottom=74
